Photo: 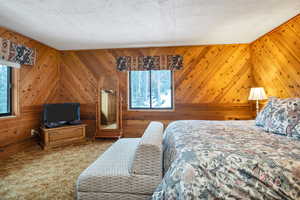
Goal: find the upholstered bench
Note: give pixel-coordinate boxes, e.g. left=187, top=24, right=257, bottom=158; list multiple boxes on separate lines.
left=76, top=121, right=164, bottom=200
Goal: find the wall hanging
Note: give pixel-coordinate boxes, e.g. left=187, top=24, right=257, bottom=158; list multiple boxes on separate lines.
left=0, top=37, right=36, bottom=67
left=116, top=55, right=183, bottom=71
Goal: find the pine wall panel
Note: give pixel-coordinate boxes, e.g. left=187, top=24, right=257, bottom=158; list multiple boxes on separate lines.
left=60, top=45, right=254, bottom=137
left=1, top=14, right=299, bottom=158
left=0, top=27, right=61, bottom=158
left=251, top=15, right=300, bottom=97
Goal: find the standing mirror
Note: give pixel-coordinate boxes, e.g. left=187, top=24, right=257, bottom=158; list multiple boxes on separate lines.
left=95, top=77, right=122, bottom=138
left=100, top=89, right=117, bottom=129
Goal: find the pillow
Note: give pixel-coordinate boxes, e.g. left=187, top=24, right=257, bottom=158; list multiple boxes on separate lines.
left=263, top=98, right=300, bottom=139
left=255, top=97, right=276, bottom=127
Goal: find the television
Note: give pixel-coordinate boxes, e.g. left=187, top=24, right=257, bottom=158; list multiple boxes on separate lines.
left=43, top=103, right=81, bottom=128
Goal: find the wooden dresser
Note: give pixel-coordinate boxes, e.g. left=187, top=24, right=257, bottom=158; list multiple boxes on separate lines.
left=40, top=124, right=87, bottom=150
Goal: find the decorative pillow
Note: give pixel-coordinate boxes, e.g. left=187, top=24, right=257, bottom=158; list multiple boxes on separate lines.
left=255, top=97, right=276, bottom=127
left=263, top=98, right=300, bottom=139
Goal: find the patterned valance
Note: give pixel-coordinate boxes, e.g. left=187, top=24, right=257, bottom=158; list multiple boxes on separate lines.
left=0, top=37, right=36, bottom=66
left=116, top=55, right=183, bottom=71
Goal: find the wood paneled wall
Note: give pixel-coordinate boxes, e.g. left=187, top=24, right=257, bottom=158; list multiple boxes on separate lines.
left=60, top=45, right=254, bottom=137
left=251, top=15, right=300, bottom=98
left=0, top=27, right=61, bottom=158
left=1, top=14, right=298, bottom=158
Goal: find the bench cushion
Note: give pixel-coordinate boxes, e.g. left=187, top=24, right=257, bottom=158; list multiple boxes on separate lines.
left=77, top=192, right=151, bottom=200
left=76, top=138, right=160, bottom=195
left=130, top=121, right=164, bottom=176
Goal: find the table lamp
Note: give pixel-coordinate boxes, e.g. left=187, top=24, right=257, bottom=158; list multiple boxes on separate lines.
left=248, top=87, right=267, bottom=115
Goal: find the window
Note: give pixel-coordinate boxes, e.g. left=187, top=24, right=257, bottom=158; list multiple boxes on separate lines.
left=129, top=70, right=173, bottom=110
left=0, top=65, right=12, bottom=116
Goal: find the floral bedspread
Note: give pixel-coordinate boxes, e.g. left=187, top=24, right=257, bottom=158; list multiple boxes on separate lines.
left=152, top=120, right=300, bottom=200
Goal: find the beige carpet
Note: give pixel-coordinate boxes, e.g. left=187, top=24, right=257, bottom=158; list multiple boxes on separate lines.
left=0, top=140, right=114, bottom=200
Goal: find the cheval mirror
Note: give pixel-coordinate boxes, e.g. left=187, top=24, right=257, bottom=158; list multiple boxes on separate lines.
left=95, top=78, right=123, bottom=138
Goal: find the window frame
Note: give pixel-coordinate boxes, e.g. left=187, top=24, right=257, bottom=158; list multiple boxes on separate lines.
left=128, top=70, right=174, bottom=110
left=0, top=66, right=12, bottom=117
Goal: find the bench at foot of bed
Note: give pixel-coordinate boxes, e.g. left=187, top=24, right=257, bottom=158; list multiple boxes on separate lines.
left=76, top=121, right=164, bottom=200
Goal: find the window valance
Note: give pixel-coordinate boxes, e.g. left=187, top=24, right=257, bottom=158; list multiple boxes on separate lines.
left=0, top=37, right=36, bottom=67
left=116, top=55, right=183, bottom=71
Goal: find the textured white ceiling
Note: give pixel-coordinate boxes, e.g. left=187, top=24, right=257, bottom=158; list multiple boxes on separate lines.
left=0, top=0, right=299, bottom=50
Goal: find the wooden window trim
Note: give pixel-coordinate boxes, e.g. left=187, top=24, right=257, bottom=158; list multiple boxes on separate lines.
left=128, top=70, right=175, bottom=111
left=0, top=68, right=20, bottom=120
left=0, top=67, right=12, bottom=117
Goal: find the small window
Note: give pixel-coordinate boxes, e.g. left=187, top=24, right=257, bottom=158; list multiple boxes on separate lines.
left=0, top=65, right=12, bottom=117
left=129, top=70, right=173, bottom=110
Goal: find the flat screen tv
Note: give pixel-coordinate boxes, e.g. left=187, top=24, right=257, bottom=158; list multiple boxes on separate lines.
left=43, top=103, right=81, bottom=128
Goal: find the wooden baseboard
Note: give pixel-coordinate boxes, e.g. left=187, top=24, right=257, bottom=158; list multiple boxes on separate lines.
left=0, top=136, right=39, bottom=160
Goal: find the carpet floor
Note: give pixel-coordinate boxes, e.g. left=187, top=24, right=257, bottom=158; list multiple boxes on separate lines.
left=0, top=140, right=114, bottom=200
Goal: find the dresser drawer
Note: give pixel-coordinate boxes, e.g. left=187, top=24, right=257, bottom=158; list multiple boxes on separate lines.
left=48, top=127, right=84, bottom=142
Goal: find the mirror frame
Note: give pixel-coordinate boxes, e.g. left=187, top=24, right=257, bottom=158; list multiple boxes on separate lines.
left=95, top=78, right=123, bottom=138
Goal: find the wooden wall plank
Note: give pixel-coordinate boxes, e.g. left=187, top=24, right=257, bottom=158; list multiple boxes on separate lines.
left=60, top=44, right=254, bottom=137
left=251, top=15, right=300, bottom=98
left=0, top=27, right=61, bottom=159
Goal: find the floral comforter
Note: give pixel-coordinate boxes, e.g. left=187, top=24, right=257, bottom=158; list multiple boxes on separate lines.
left=152, top=120, right=300, bottom=200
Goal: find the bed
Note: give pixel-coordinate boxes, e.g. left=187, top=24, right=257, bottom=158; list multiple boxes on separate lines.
left=152, top=120, right=300, bottom=200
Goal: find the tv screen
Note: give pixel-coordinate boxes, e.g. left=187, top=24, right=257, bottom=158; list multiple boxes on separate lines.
left=43, top=103, right=80, bottom=127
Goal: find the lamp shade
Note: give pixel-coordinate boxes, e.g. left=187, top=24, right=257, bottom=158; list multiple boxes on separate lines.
left=248, top=87, right=267, bottom=100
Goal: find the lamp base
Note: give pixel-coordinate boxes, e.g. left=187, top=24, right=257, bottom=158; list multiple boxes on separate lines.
left=256, top=100, right=259, bottom=116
